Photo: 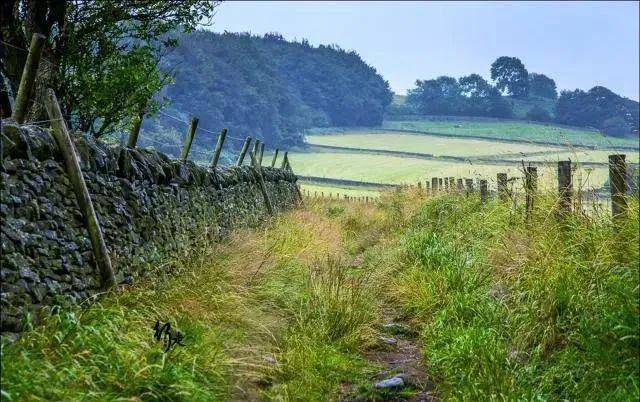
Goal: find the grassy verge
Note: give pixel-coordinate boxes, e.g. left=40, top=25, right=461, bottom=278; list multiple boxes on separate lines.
left=2, top=188, right=638, bottom=400
left=385, top=190, right=639, bottom=400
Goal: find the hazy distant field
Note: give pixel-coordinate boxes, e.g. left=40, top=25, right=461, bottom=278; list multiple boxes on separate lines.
left=306, top=131, right=559, bottom=157
left=382, top=120, right=639, bottom=149
left=285, top=121, right=639, bottom=197
left=287, top=150, right=611, bottom=190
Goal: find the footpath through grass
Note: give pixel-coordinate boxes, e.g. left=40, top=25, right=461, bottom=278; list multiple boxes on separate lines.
left=2, top=189, right=638, bottom=400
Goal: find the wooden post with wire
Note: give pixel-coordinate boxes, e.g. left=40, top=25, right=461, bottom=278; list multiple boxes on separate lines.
left=465, top=178, right=474, bottom=196
left=210, top=128, right=227, bottom=168
left=431, top=177, right=438, bottom=193
left=250, top=139, right=261, bottom=162
left=249, top=150, right=274, bottom=215
left=281, top=151, right=289, bottom=169
left=126, top=113, right=143, bottom=148
left=557, top=160, right=572, bottom=216
left=525, top=166, right=537, bottom=218
left=271, top=149, right=279, bottom=167
left=497, top=173, right=508, bottom=201
left=11, top=33, right=46, bottom=124
left=480, top=179, right=488, bottom=204
left=609, top=154, right=627, bottom=219
left=236, top=137, right=252, bottom=166
left=258, top=143, right=265, bottom=166
left=44, top=89, right=116, bottom=290
left=457, top=178, right=464, bottom=192
left=179, top=117, right=199, bottom=162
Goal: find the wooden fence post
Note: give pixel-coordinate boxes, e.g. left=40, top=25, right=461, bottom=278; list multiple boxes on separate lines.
left=126, top=113, right=143, bottom=148
left=431, top=177, right=438, bottom=193
left=609, top=154, right=627, bottom=218
left=179, top=117, right=199, bottom=162
left=438, top=178, right=443, bottom=190
left=557, top=160, right=572, bottom=216
left=236, top=137, right=252, bottom=166
left=249, top=150, right=274, bottom=215
left=271, top=149, right=279, bottom=167
left=425, top=181, right=431, bottom=195
left=250, top=139, right=261, bottom=162
left=525, top=166, right=537, bottom=218
left=258, top=143, right=265, bottom=166
left=465, top=178, right=474, bottom=196
left=449, top=177, right=455, bottom=192
left=44, top=89, right=116, bottom=290
left=444, top=177, right=449, bottom=190
left=210, top=128, right=227, bottom=169
left=480, top=179, right=488, bottom=204
left=281, top=151, right=289, bottom=169
left=497, top=173, right=508, bottom=201
left=11, top=33, right=46, bottom=124
left=457, top=178, right=464, bottom=191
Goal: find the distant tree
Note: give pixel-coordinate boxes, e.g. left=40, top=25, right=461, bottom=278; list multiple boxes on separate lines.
left=529, top=73, right=557, bottom=99
left=459, top=74, right=492, bottom=98
left=556, top=86, right=639, bottom=136
left=601, top=117, right=633, bottom=137
left=526, top=105, right=552, bottom=122
left=490, top=56, right=529, bottom=98
left=407, top=76, right=461, bottom=115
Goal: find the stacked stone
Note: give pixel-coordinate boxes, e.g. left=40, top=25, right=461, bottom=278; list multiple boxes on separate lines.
left=0, top=123, right=298, bottom=333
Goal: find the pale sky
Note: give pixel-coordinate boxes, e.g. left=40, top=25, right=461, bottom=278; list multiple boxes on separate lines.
left=203, top=1, right=640, bottom=100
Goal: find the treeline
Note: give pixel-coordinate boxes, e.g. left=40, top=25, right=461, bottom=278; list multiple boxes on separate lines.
left=144, top=31, right=393, bottom=148
left=398, top=56, right=639, bottom=137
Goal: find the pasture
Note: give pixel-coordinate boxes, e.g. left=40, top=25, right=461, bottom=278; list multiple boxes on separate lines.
left=382, top=119, right=639, bottom=149
left=288, top=122, right=638, bottom=199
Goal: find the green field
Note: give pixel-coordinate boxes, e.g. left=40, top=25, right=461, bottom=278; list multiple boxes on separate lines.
left=382, top=120, right=638, bottom=149
left=287, top=150, right=611, bottom=190
left=288, top=121, right=640, bottom=197
left=306, top=131, right=559, bottom=157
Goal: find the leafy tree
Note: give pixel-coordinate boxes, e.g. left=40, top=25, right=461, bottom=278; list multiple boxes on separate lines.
left=146, top=31, right=393, bottom=150
left=526, top=105, right=552, bottom=122
left=490, top=56, right=529, bottom=98
left=1, top=0, right=218, bottom=136
left=529, top=73, right=557, bottom=99
left=556, top=86, right=639, bottom=136
left=601, top=117, right=633, bottom=137
left=459, top=74, right=492, bottom=98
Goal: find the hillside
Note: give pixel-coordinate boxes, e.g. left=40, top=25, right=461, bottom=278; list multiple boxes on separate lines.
left=3, top=189, right=638, bottom=400
left=140, top=31, right=393, bottom=156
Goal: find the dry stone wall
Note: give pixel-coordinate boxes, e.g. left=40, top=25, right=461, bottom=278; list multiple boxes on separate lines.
left=0, top=123, right=299, bottom=333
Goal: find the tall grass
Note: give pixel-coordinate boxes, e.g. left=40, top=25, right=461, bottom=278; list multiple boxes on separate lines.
left=389, top=189, right=639, bottom=400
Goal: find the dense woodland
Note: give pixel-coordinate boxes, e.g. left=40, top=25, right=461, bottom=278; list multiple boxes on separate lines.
left=397, top=56, right=639, bottom=137
left=143, top=30, right=393, bottom=149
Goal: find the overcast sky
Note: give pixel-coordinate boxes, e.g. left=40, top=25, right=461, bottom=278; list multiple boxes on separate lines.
left=203, top=1, right=639, bottom=100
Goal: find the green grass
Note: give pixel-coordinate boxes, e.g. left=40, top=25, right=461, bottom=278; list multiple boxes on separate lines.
left=306, top=131, right=559, bottom=157
left=383, top=119, right=639, bottom=149
left=288, top=150, right=611, bottom=189
left=2, top=189, right=638, bottom=400
left=384, top=190, right=639, bottom=400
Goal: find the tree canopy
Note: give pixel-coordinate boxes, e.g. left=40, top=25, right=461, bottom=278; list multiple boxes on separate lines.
left=528, top=73, right=557, bottom=99
left=1, top=0, right=219, bottom=136
left=490, top=56, right=529, bottom=98
left=144, top=31, right=393, bottom=148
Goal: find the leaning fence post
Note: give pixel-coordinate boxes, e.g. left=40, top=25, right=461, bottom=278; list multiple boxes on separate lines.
left=271, top=149, right=279, bottom=167
left=250, top=139, right=261, bottom=162
left=525, top=166, right=537, bottom=219
left=258, top=143, right=265, bottom=166
left=179, top=117, right=199, bottom=162
left=609, top=154, right=627, bottom=219
left=249, top=150, right=274, bottom=215
left=11, top=33, right=46, bottom=124
left=126, top=113, right=143, bottom=148
left=480, top=179, right=488, bottom=204
left=497, top=173, right=508, bottom=202
left=210, top=128, right=227, bottom=169
left=236, top=137, right=252, bottom=166
left=281, top=151, right=289, bottom=169
left=44, top=89, right=116, bottom=290
left=557, top=160, right=573, bottom=216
